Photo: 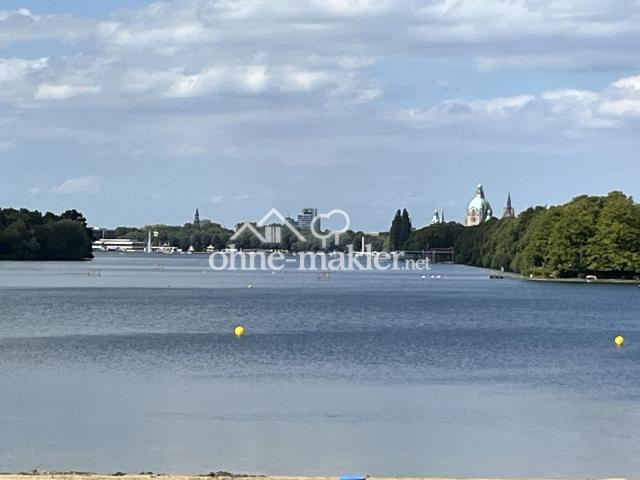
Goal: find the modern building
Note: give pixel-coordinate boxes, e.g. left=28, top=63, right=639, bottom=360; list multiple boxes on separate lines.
left=297, top=208, right=318, bottom=230
left=465, top=183, right=493, bottom=227
left=502, top=193, right=516, bottom=218
left=92, top=238, right=146, bottom=252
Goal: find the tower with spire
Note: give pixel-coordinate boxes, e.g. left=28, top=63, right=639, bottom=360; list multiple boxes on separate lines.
left=194, top=208, right=200, bottom=226
left=502, top=193, right=515, bottom=218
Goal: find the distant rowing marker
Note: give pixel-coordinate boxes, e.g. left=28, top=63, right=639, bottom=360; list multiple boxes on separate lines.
left=235, top=325, right=245, bottom=338
left=615, top=335, right=625, bottom=346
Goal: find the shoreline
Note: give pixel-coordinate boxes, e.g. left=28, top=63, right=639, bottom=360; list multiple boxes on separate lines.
left=0, top=476, right=624, bottom=480
left=491, top=270, right=640, bottom=285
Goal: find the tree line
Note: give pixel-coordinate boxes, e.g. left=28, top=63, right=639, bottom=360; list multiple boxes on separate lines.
left=406, top=191, right=640, bottom=279
left=0, top=208, right=94, bottom=260
left=106, top=218, right=390, bottom=253
left=19, top=190, right=635, bottom=278
left=106, top=219, right=233, bottom=252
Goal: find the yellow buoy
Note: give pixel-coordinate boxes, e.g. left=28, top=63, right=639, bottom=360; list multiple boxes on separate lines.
left=235, top=325, right=245, bottom=337
left=615, top=335, right=625, bottom=346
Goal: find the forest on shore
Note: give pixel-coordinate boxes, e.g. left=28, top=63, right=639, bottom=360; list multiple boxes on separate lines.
left=0, top=208, right=94, bottom=260
left=407, top=191, right=640, bottom=279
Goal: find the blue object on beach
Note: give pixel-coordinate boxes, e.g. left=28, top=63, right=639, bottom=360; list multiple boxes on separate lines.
left=341, top=476, right=366, bottom=480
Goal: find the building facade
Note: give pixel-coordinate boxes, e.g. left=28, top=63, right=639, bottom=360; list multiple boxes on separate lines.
left=297, top=208, right=318, bottom=230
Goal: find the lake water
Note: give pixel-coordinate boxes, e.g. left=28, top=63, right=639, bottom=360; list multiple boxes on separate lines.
left=1, top=253, right=639, bottom=477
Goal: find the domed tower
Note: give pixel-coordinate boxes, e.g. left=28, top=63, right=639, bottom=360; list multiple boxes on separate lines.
left=465, top=183, right=493, bottom=227
left=430, top=209, right=440, bottom=225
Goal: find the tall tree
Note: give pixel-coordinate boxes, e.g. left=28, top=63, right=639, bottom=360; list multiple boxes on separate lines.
left=389, top=209, right=402, bottom=250
left=400, top=208, right=412, bottom=249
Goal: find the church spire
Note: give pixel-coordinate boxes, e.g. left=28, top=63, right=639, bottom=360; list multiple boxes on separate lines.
left=502, top=193, right=515, bottom=218
left=194, top=208, right=200, bottom=226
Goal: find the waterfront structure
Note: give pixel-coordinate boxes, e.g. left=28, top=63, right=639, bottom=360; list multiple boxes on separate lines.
left=465, top=184, right=493, bottom=226
left=297, top=208, right=318, bottom=230
left=502, top=193, right=516, bottom=218
left=92, top=238, right=146, bottom=252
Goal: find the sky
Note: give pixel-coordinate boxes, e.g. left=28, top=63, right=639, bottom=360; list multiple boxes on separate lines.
left=2, top=0, right=640, bottom=231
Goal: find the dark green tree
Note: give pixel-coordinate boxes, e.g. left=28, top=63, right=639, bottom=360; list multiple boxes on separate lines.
left=399, top=209, right=412, bottom=248
left=389, top=210, right=402, bottom=250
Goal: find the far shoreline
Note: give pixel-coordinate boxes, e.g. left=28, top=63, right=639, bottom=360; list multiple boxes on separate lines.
left=0, top=475, right=614, bottom=480
left=491, top=269, right=640, bottom=285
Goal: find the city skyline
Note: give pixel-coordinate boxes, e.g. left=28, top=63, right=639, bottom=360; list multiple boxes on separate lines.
left=2, top=1, right=640, bottom=230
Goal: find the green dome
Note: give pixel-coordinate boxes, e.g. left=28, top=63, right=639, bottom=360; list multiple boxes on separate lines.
left=468, top=196, right=490, bottom=212
left=466, top=184, right=493, bottom=225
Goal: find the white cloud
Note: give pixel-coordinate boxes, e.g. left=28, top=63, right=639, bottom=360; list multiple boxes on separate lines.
left=98, top=21, right=208, bottom=47
left=611, top=75, right=640, bottom=92
left=1, top=1, right=640, bottom=179
left=0, top=8, right=93, bottom=48
left=0, top=141, right=15, bottom=150
left=597, top=99, right=640, bottom=118
left=402, top=73, right=640, bottom=137
left=2, top=0, right=638, bottom=114
left=35, top=83, right=101, bottom=100
left=312, top=0, right=391, bottom=16
left=52, top=175, right=106, bottom=194
left=0, top=57, right=48, bottom=83
left=282, top=69, right=331, bottom=92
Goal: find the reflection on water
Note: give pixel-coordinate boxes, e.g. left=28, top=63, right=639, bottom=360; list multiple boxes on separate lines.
left=0, top=253, right=639, bottom=476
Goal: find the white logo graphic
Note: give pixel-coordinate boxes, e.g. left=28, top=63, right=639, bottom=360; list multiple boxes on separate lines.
left=230, top=208, right=306, bottom=244
left=230, top=207, right=351, bottom=247
left=311, top=209, right=351, bottom=248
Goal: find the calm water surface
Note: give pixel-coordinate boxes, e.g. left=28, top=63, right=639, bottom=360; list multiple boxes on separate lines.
left=0, top=253, right=639, bottom=476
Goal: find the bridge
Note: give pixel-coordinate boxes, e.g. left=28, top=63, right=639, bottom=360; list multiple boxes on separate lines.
left=403, top=247, right=455, bottom=263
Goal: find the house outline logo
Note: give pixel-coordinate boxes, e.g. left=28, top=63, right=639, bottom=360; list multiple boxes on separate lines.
left=230, top=208, right=307, bottom=244
left=310, top=209, right=351, bottom=248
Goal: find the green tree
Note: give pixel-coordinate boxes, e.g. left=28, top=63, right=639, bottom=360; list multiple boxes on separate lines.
left=389, top=210, right=402, bottom=250
left=586, top=192, right=640, bottom=276
left=399, top=208, right=412, bottom=249
left=38, top=220, right=90, bottom=260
